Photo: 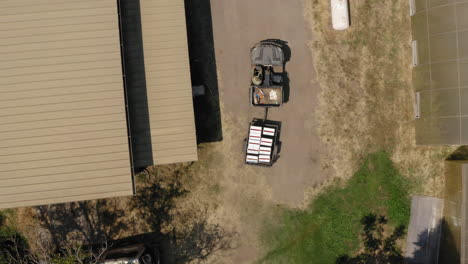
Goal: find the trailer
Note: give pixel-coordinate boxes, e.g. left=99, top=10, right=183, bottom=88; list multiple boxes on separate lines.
left=250, top=42, right=285, bottom=107
left=244, top=118, right=281, bottom=166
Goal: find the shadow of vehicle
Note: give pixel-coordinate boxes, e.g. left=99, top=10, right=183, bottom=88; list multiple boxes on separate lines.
left=259, top=39, right=291, bottom=63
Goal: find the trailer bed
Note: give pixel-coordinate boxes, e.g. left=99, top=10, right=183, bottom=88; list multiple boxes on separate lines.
left=245, top=119, right=281, bottom=166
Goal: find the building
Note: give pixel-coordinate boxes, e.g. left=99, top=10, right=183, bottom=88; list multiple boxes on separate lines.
left=405, top=196, right=444, bottom=264
left=411, top=0, right=468, bottom=144
left=0, top=0, right=197, bottom=209
left=440, top=161, right=464, bottom=263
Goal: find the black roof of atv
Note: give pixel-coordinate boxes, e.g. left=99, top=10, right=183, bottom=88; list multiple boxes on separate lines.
left=250, top=42, right=284, bottom=66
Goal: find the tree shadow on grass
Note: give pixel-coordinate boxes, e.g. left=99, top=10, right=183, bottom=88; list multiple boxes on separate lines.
left=336, top=215, right=459, bottom=264
left=336, top=213, right=406, bottom=264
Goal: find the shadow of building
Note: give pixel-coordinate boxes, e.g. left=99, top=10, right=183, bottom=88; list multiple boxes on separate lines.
left=119, top=0, right=153, bottom=171
left=185, top=0, right=223, bottom=143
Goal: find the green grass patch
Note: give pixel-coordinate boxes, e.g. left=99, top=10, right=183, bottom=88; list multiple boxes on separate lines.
left=259, top=152, right=410, bottom=264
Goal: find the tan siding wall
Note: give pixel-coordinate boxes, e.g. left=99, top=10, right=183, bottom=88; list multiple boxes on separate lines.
left=0, top=0, right=134, bottom=209
left=140, top=0, right=198, bottom=165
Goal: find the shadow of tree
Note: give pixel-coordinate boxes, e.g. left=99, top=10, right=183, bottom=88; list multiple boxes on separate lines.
left=37, top=198, right=135, bottom=249
left=132, top=167, right=237, bottom=263
left=168, top=208, right=236, bottom=264
left=447, top=146, right=468, bottom=160
left=406, top=219, right=459, bottom=264
left=130, top=168, right=188, bottom=234
left=339, top=216, right=459, bottom=264
left=33, top=166, right=236, bottom=263
left=336, top=213, right=405, bottom=264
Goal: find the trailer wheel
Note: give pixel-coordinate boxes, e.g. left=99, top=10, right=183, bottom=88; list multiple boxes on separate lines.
left=276, top=141, right=282, bottom=154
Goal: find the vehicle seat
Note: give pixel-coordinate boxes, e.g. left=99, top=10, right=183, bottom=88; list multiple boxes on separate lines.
left=264, top=69, right=271, bottom=86
left=271, top=73, right=283, bottom=85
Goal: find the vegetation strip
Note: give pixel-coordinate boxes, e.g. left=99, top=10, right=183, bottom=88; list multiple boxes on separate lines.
left=260, top=152, right=410, bottom=264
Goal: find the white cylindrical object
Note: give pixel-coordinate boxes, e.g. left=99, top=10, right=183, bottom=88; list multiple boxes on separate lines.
left=331, top=0, right=350, bottom=30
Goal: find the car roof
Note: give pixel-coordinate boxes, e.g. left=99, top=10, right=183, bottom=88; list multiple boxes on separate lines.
left=251, top=43, right=285, bottom=66
left=100, top=244, right=146, bottom=263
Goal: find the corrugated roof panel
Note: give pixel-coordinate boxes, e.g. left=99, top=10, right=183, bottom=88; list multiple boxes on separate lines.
left=412, top=1, right=468, bottom=145
left=2, top=160, right=130, bottom=180
left=0, top=0, right=134, bottom=209
left=0, top=190, right=133, bottom=210
left=0, top=83, right=124, bottom=101
left=1, top=144, right=128, bottom=164
left=140, top=0, right=197, bottom=165
left=0, top=183, right=131, bottom=206
left=0, top=112, right=126, bottom=132
left=0, top=167, right=130, bottom=187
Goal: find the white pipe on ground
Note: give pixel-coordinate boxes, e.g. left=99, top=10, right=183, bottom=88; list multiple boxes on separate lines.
left=331, top=0, right=350, bottom=30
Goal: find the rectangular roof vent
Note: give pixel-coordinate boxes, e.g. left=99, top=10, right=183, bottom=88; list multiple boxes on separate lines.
left=412, top=40, right=419, bottom=67
left=414, top=92, right=421, bottom=119
left=409, top=0, right=416, bottom=16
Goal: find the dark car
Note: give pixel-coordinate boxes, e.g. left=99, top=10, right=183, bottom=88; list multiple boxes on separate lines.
left=99, top=244, right=160, bottom=264
left=250, top=42, right=286, bottom=107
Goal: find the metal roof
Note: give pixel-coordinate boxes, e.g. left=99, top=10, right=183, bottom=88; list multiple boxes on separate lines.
left=0, top=0, right=134, bottom=209
left=140, top=0, right=198, bottom=165
left=405, top=196, right=444, bottom=264
left=440, top=161, right=463, bottom=263
left=412, top=0, right=468, bottom=144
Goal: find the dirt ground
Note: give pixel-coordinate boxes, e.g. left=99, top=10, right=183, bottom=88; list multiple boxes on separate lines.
left=195, top=0, right=456, bottom=262
left=181, top=0, right=327, bottom=262
left=210, top=0, right=325, bottom=207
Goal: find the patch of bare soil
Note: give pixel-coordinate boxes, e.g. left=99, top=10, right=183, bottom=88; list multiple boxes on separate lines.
left=10, top=156, right=254, bottom=262
left=301, top=0, right=455, bottom=197
left=182, top=110, right=277, bottom=263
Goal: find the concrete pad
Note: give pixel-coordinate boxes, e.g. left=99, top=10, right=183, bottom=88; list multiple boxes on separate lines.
left=406, top=196, right=444, bottom=264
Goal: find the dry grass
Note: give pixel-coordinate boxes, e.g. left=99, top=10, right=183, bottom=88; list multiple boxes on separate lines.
left=8, top=2, right=460, bottom=263
left=301, top=0, right=455, bottom=197
left=8, top=109, right=273, bottom=263
left=182, top=109, right=277, bottom=263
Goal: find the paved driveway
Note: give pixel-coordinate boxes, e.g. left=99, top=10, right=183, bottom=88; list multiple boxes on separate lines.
left=211, top=0, right=325, bottom=205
